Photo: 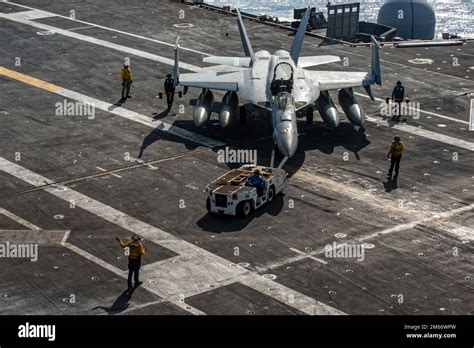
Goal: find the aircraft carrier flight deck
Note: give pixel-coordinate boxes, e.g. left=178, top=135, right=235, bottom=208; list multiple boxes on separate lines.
left=0, top=0, right=473, bottom=316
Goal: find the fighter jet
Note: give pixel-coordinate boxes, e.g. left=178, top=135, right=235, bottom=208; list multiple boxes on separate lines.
left=173, top=7, right=381, bottom=168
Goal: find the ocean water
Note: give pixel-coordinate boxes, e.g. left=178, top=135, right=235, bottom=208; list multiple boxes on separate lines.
left=215, top=2, right=474, bottom=38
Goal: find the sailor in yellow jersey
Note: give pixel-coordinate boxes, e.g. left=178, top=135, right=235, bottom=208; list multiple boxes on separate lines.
left=116, top=233, right=146, bottom=289
left=387, top=136, right=405, bottom=180
left=120, top=62, right=133, bottom=100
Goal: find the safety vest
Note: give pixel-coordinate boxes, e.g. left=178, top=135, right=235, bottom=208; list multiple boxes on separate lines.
left=121, top=67, right=132, bottom=81
left=118, top=239, right=146, bottom=258
left=389, top=142, right=405, bottom=157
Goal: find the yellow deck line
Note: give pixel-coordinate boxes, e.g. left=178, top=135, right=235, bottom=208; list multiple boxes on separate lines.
left=0, top=67, right=63, bottom=93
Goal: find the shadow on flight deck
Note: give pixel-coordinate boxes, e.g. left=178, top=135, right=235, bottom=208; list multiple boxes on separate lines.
left=92, top=288, right=136, bottom=315
left=136, top=115, right=370, bottom=231
left=136, top=116, right=370, bottom=178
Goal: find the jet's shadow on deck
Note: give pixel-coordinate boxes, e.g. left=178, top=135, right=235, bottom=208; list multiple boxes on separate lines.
left=196, top=194, right=285, bottom=233
left=137, top=117, right=369, bottom=232
left=290, top=122, right=370, bottom=169
left=301, top=122, right=369, bottom=155
left=137, top=117, right=369, bottom=179
left=136, top=116, right=273, bottom=160
left=137, top=120, right=202, bottom=159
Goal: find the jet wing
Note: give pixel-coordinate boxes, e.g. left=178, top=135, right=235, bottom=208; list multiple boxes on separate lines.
left=203, top=56, right=252, bottom=68
left=179, top=71, right=243, bottom=92
left=298, top=55, right=341, bottom=68
left=308, top=70, right=375, bottom=91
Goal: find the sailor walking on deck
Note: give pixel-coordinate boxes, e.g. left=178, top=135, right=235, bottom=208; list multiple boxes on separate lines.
left=116, top=234, right=146, bottom=290
left=391, top=81, right=405, bottom=120
left=387, top=136, right=405, bottom=180
left=164, top=73, right=175, bottom=110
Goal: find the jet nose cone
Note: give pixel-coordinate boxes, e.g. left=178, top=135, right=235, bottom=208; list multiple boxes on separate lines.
left=277, top=129, right=298, bottom=157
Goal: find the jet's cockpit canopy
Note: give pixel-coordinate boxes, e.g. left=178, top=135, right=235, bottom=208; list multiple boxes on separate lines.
left=275, top=92, right=294, bottom=110
left=270, top=62, right=294, bottom=95
left=274, top=92, right=295, bottom=121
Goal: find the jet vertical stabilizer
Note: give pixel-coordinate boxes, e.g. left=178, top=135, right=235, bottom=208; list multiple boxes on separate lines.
left=371, top=36, right=382, bottom=86
left=290, top=6, right=311, bottom=65
left=173, top=36, right=180, bottom=88
left=363, top=36, right=382, bottom=101
left=236, top=8, right=255, bottom=64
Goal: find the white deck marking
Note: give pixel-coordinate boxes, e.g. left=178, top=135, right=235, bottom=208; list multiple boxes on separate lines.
left=1, top=5, right=471, bottom=314
left=470, top=98, right=474, bottom=131
left=60, top=239, right=206, bottom=315
left=62, top=240, right=124, bottom=276
left=5, top=2, right=212, bottom=57
left=332, top=46, right=473, bottom=83
left=136, top=255, right=182, bottom=274
left=359, top=203, right=474, bottom=242
left=2, top=8, right=54, bottom=20
left=67, top=25, right=97, bottom=32
left=56, top=90, right=224, bottom=148
left=96, top=166, right=122, bottom=179
left=0, top=229, right=70, bottom=245
left=3, top=9, right=473, bottom=150
left=263, top=203, right=474, bottom=271
left=135, top=159, right=158, bottom=170
left=0, top=67, right=225, bottom=149
left=0, top=10, right=205, bottom=73
left=0, top=207, right=41, bottom=230
left=237, top=273, right=343, bottom=315
left=427, top=221, right=474, bottom=243
left=355, top=92, right=470, bottom=125
left=294, top=169, right=428, bottom=220
left=0, top=207, right=69, bottom=244
left=365, top=115, right=474, bottom=151
left=0, top=157, right=344, bottom=315
left=290, top=247, right=328, bottom=264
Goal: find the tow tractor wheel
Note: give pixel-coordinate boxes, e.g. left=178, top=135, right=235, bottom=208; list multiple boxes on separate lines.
left=206, top=197, right=211, bottom=213
left=267, top=186, right=275, bottom=202
left=237, top=200, right=252, bottom=217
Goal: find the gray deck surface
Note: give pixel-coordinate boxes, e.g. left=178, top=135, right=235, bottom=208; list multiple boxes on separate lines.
left=0, top=0, right=472, bottom=315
